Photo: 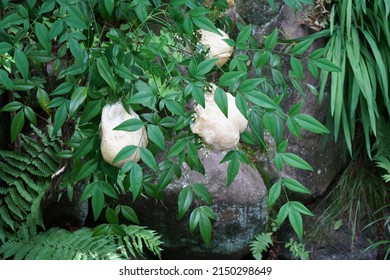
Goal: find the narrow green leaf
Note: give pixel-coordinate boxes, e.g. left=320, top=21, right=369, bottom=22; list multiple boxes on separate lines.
left=80, top=182, right=97, bottom=201
left=49, top=19, right=64, bottom=39
left=167, top=138, right=186, bottom=158
left=0, top=69, right=13, bottom=90
left=283, top=178, right=311, bottom=194
left=236, top=24, right=252, bottom=46
left=290, top=201, right=314, bottom=216
left=294, top=113, right=329, bottom=134
left=53, top=103, right=67, bottom=134
left=313, top=58, right=341, bottom=72
left=35, top=22, right=51, bottom=52
left=14, top=49, right=29, bottom=80
left=10, top=110, right=25, bottom=142
left=192, top=16, right=221, bottom=35
left=178, top=186, right=193, bottom=219
left=74, top=159, right=98, bottom=181
left=196, top=58, right=218, bottom=76
left=80, top=99, right=102, bottom=123
left=105, top=207, right=119, bottom=224
left=264, top=28, right=278, bottom=50
left=0, top=101, right=23, bottom=112
left=130, top=163, right=143, bottom=201
left=288, top=207, right=303, bottom=240
left=292, top=38, right=314, bottom=55
left=97, top=56, right=116, bottom=92
left=23, top=106, right=37, bottom=125
left=139, top=147, right=159, bottom=172
left=104, top=0, right=115, bottom=15
left=192, top=183, right=212, bottom=204
left=92, top=188, right=105, bottom=221
left=245, top=91, right=280, bottom=110
left=219, top=71, right=246, bottom=87
left=114, top=65, right=136, bottom=80
left=0, top=42, right=13, bottom=54
left=268, top=180, right=281, bottom=207
left=199, top=212, right=212, bottom=246
left=121, top=205, right=140, bottom=224
left=114, top=118, right=144, bottom=132
left=235, top=92, right=248, bottom=119
left=99, top=181, right=118, bottom=199
left=189, top=208, right=200, bottom=232
left=214, top=87, right=228, bottom=118
left=147, top=124, right=165, bottom=150
left=69, top=87, right=87, bottom=116
left=290, top=56, right=304, bottom=80
left=280, top=153, right=313, bottom=171
left=227, top=158, right=240, bottom=186
left=287, top=117, right=301, bottom=138
left=238, top=78, right=264, bottom=93
left=112, top=145, right=137, bottom=164
left=276, top=202, right=289, bottom=226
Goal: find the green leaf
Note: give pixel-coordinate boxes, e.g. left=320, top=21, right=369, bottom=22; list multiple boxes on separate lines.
left=280, top=153, right=313, bottom=171
left=192, top=16, right=221, bottom=35
left=53, top=103, right=67, bottom=134
left=10, top=110, right=25, bottom=142
left=114, top=118, right=145, bottom=132
left=287, top=117, right=301, bottom=138
left=264, top=28, right=278, bottom=50
left=290, top=56, right=304, bottom=80
left=0, top=101, right=23, bottom=112
left=80, top=99, right=102, bottom=123
left=236, top=24, right=252, bottom=47
left=291, top=38, right=314, bottom=55
left=192, top=183, right=212, bottom=204
left=99, top=181, right=118, bottom=199
left=238, top=78, right=264, bottom=92
left=23, top=106, right=37, bottom=125
left=245, top=91, right=279, bottom=110
left=147, top=124, right=165, bottom=151
left=167, top=138, right=186, bottom=158
left=288, top=207, right=303, bottom=240
left=289, top=201, right=314, bottom=216
left=313, top=58, right=341, bottom=72
left=0, top=13, right=25, bottom=29
left=69, top=38, right=84, bottom=63
left=49, top=19, right=64, bottom=39
left=36, top=88, right=51, bottom=115
left=283, top=178, right=311, bottom=194
left=199, top=212, right=212, bottom=247
left=293, top=113, right=329, bottom=134
left=183, top=16, right=193, bottom=35
left=105, top=207, right=119, bottom=224
left=35, top=22, right=51, bottom=52
left=214, top=87, right=228, bottom=118
left=196, top=58, right=218, bottom=76
left=189, top=208, right=200, bottom=232
left=200, top=205, right=216, bottom=220
left=104, top=0, right=115, bottom=15
left=130, top=163, right=143, bottom=201
left=248, top=107, right=265, bottom=148
left=112, top=145, right=137, bottom=164
left=178, top=186, right=193, bottom=219
left=165, top=100, right=184, bottom=116
left=268, top=180, right=281, bottom=207
left=227, top=158, right=240, bottom=186
left=0, top=42, right=13, bottom=54
left=190, top=84, right=205, bottom=108
left=114, top=65, right=136, bottom=80
left=276, top=202, right=289, bottom=226
left=74, top=159, right=98, bottom=181
left=69, top=87, right=87, bottom=116
left=0, top=69, right=13, bottom=90
left=65, top=7, right=88, bottom=29
left=235, top=92, right=248, bottom=119
left=121, top=205, right=140, bottom=224
left=139, top=147, right=159, bottom=172
left=14, top=49, right=29, bottom=80
left=218, top=71, right=246, bottom=87
left=97, top=56, right=116, bottom=92
left=92, top=188, right=105, bottom=221
left=80, top=182, right=97, bottom=201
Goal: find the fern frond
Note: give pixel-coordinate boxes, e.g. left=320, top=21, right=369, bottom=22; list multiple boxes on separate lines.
left=39, top=150, right=59, bottom=172
left=122, top=225, right=163, bottom=259
left=0, top=207, right=15, bottom=231
left=20, top=174, right=44, bottom=194
left=250, top=232, right=273, bottom=260
left=0, top=161, right=24, bottom=177
left=4, top=196, right=24, bottom=220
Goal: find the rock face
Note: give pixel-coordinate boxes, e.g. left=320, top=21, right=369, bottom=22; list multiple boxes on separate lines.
left=127, top=150, right=268, bottom=259
left=243, top=4, right=350, bottom=199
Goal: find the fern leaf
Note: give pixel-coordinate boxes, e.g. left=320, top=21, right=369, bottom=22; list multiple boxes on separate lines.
left=20, top=174, right=43, bottom=194
left=0, top=171, right=18, bottom=186
left=0, top=207, right=15, bottom=231
left=250, top=232, right=273, bottom=260
left=0, top=186, right=8, bottom=195
left=31, top=192, right=45, bottom=228
left=0, top=224, right=5, bottom=243
left=5, top=196, right=24, bottom=220
left=39, top=150, right=59, bottom=172
left=0, top=155, right=27, bottom=171
left=10, top=188, right=30, bottom=213
left=0, top=150, right=30, bottom=164
left=14, top=181, right=34, bottom=203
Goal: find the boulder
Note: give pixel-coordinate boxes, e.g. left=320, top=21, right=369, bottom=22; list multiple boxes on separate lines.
left=127, top=150, right=268, bottom=259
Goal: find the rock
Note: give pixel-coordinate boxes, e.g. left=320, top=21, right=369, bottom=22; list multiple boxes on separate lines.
left=250, top=5, right=349, bottom=199
left=126, top=150, right=268, bottom=259
left=277, top=197, right=379, bottom=260
left=198, top=29, right=234, bottom=67
left=43, top=180, right=89, bottom=227
left=236, top=0, right=283, bottom=27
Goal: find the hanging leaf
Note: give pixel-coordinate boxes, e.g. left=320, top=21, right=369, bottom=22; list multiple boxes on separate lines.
left=147, top=124, right=166, bottom=151
left=97, top=56, right=116, bottom=92
left=214, top=87, right=228, bottom=118
left=130, top=163, right=143, bottom=201
left=178, top=186, right=193, bottom=219
left=10, top=110, right=25, bottom=142
left=14, top=49, right=29, bottom=80
left=227, top=157, right=240, bottom=186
